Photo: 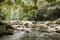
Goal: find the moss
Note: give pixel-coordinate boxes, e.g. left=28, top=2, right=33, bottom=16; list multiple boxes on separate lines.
left=0, top=21, right=7, bottom=25
left=5, top=29, right=14, bottom=35
left=0, top=21, right=14, bottom=34
left=5, top=25, right=14, bottom=30
left=36, top=25, right=45, bottom=29
left=6, top=29, right=14, bottom=33
left=0, top=25, right=6, bottom=34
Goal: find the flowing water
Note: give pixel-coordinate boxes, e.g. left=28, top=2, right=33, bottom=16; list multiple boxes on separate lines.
left=0, top=28, right=60, bottom=40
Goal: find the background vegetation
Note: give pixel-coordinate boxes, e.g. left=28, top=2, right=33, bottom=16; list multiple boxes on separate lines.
left=0, top=0, right=60, bottom=21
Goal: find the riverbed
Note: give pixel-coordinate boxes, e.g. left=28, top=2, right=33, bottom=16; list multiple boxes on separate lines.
left=0, top=28, right=60, bottom=40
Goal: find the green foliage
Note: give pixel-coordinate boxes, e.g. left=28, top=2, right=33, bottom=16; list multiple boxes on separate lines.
left=33, top=0, right=38, bottom=4
left=45, top=0, right=56, bottom=3
left=0, top=0, right=5, bottom=3
left=32, top=5, right=38, bottom=10
left=0, top=25, right=6, bottom=33
left=22, top=6, right=28, bottom=13
left=0, top=0, right=60, bottom=21
left=23, top=17, right=29, bottom=21
left=35, top=0, right=60, bottom=21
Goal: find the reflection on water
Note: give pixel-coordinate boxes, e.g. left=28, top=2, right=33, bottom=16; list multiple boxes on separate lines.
left=0, top=29, right=60, bottom=40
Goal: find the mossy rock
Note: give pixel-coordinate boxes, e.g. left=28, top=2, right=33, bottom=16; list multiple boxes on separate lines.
left=0, top=21, right=8, bottom=25
left=5, top=29, right=14, bottom=35
left=5, top=25, right=14, bottom=30
left=0, top=25, right=6, bottom=34
left=0, top=21, right=14, bottom=35
left=36, top=25, right=45, bottom=29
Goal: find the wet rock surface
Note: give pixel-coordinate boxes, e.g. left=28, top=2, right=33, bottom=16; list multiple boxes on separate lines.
left=0, top=21, right=60, bottom=40
left=0, top=28, right=60, bottom=40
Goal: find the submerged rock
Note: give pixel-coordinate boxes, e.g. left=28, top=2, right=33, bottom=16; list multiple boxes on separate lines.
left=5, top=29, right=14, bottom=35
left=55, top=31, right=60, bottom=33
left=25, top=31, right=30, bottom=33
